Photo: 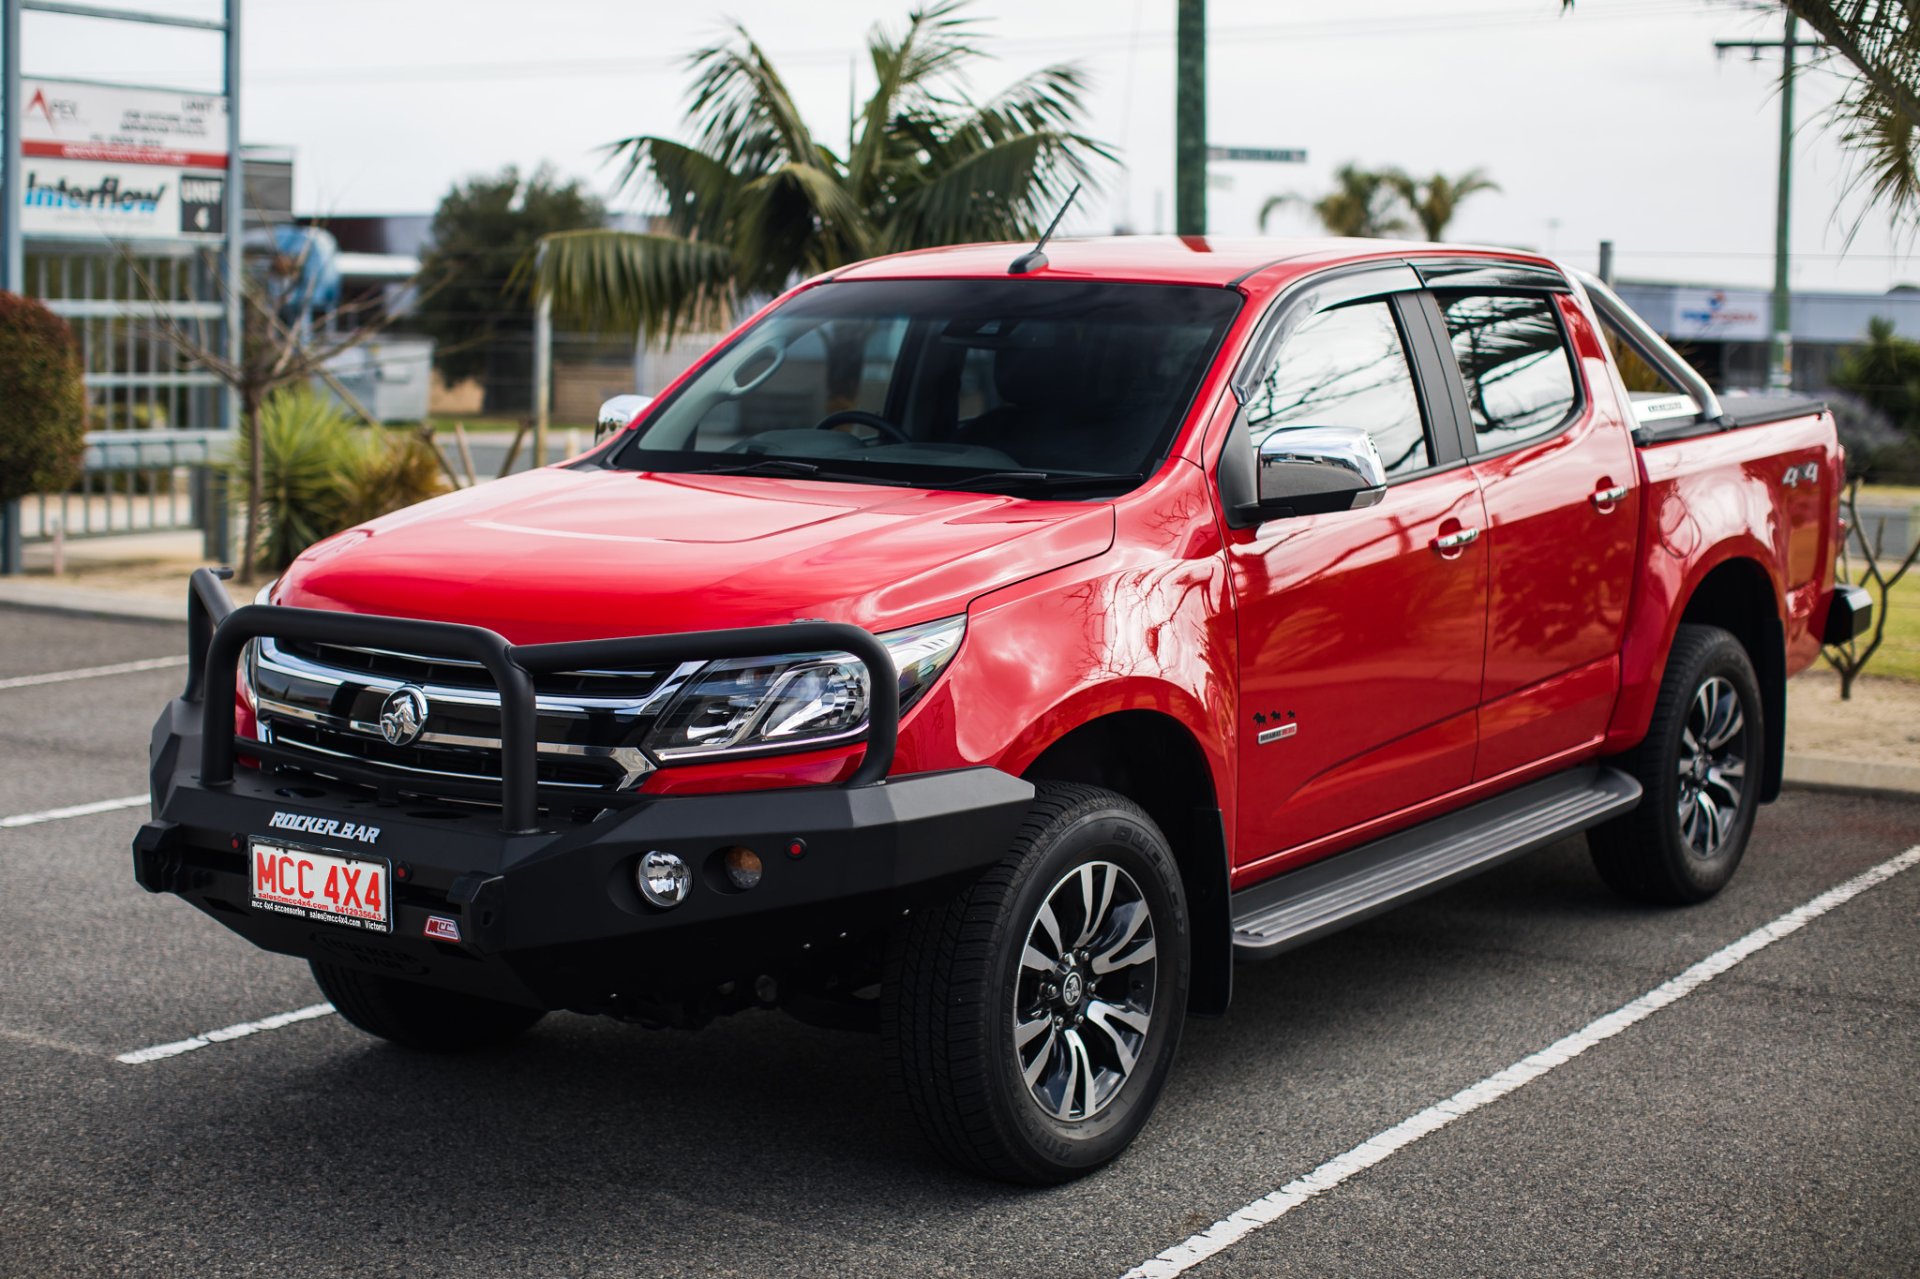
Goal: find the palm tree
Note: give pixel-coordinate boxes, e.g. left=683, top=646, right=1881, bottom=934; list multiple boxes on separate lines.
left=532, top=1, right=1107, bottom=341
left=1259, top=165, right=1410, bottom=238
left=1384, top=169, right=1500, bottom=241
left=1562, top=2, right=1920, bottom=227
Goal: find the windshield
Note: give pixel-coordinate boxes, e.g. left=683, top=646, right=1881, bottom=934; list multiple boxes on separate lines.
left=607, top=279, right=1242, bottom=497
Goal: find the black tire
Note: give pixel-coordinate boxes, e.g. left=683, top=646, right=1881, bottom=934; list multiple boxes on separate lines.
left=1588, top=623, right=1764, bottom=905
left=309, top=961, right=545, bottom=1052
left=884, top=782, right=1191, bottom=1184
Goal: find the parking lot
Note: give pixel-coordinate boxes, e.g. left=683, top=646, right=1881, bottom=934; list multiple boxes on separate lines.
left=2, top=602, right=1915, bottom=1278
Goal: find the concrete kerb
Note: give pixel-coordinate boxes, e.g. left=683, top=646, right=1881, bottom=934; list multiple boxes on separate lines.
left=0, top=581, right=192, bottom=623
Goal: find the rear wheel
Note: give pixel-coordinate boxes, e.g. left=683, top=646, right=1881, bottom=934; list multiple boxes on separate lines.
left=884, top=782, right=1190, bottom=1183
left=1588, top=624, right=1763, bottom=904
left=310, top=961, right=545, bottom=1052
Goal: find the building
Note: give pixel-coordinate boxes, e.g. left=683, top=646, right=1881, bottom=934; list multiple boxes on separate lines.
left=1612, top=279, right=1920, bottom=394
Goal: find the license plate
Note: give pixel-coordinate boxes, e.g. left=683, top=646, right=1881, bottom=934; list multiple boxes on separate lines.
left=249, top=839, right=391, bottom=933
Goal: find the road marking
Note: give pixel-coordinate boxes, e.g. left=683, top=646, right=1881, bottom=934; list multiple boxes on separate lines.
left=1123, top=843, right=1920, bottom=1279
left=116, top=1004, right=337, bottom=1065
left=0, top=794, right=148, bottom=829
left=0, top=654, right=187, bottom=691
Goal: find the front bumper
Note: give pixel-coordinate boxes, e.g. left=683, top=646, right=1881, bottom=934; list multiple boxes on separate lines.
left=133, top=571, right=1033, bottom=1012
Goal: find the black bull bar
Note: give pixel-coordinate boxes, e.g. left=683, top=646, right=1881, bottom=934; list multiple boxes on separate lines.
left=184, top=567, right=901, bottom=830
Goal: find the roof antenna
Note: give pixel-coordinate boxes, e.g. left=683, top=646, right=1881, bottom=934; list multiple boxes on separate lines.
left=1008, top=183, right=1082, bottom=275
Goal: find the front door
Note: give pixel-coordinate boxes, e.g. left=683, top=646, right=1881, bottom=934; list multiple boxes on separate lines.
left=1223, top=273, right=1488, bottom=878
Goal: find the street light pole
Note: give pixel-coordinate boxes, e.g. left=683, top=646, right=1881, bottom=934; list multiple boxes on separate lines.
left=1174, top=0, right=1205, bottom=236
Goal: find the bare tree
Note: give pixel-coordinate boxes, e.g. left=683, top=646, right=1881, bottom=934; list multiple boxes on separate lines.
left=126, top=240, right=414, bottom=582
left=1825, top=478, right=1920, bottom=699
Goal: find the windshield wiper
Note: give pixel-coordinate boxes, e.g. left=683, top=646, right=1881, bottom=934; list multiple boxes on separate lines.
left=938, top=470, right=1145, bottom=494
left=687, top=457, right=825, bottom=477
left=679, top=458, right=1141, bottom=495
left=683, top=457, right=898, bottom=485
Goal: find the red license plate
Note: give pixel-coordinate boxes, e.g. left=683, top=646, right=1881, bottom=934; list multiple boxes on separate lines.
left=248, top=839, right=391, bottom=933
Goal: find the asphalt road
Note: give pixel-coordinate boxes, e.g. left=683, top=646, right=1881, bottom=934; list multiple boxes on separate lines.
left=2, top=604, right=1916, bottom=1278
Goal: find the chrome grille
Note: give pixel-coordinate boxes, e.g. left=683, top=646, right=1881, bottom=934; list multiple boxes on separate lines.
left=272, top=639, right=673, bottom=700
left=251, top=636, right=704, bottom=798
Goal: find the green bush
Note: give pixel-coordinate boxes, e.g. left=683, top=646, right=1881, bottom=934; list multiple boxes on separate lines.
left=0, top=292, right=87, bottom=504
left=232, top=388, right=448, bottom=572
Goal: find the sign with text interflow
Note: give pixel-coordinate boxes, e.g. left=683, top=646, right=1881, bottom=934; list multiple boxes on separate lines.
left=16, top=79, right=228, bottom=241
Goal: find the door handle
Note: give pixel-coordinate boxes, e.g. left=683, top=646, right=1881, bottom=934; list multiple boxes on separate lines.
left=1591, top=484, right=1629, bottom=509
left=1432, top=527, right=1480, bottom=552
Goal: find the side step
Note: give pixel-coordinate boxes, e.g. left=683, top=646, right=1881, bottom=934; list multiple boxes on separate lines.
left=1231, top=765, right=1641, bottom=959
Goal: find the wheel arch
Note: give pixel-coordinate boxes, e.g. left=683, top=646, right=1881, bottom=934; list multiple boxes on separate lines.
left=1019, top=710, right=1233, bottom=1017
left=1674, top=556, right=1786, bottom=803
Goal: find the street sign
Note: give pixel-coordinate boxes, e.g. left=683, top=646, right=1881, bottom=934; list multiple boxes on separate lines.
left=1207, top=146, right=1308, bottom=164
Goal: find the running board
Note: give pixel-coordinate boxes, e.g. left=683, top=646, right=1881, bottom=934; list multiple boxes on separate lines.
left=1231, top=765, right=1642, bottom=959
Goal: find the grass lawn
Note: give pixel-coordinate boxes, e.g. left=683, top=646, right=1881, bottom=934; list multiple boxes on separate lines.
left=1834, top=571, right=1920, bottom=683
left=1857, top=483, right=1920, bottom=508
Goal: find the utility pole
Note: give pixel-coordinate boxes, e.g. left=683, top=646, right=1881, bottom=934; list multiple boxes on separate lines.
left=1174, top=0, right=1205, bottom=236
left=1717, top=15, right=1819, bottom=393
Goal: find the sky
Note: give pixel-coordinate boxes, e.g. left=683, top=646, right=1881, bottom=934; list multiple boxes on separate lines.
left=15, top=0, right=1920, bottom=293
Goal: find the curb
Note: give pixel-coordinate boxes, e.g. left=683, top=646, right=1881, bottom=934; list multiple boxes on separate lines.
left=0, top=582, right=199, bottom=623
left=1779, top=753, right=1920, bottom=801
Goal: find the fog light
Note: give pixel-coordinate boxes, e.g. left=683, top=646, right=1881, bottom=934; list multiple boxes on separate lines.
left=636, top=850, right=691, bottom=908
left=723, top=846, right=763, bottom=891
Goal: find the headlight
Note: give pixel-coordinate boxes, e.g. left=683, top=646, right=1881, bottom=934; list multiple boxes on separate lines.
left=239, top=580, right=277, bottom=708
left=643, top=615, right=965, bottom=761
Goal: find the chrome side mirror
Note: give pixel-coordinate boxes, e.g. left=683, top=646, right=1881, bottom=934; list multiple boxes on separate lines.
left=1252, top=426, right=1387, bottom=518
left=596, top=394, right=652, bottom=445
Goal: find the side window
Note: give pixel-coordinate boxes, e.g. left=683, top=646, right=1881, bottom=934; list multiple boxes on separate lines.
left=1245, top=300, right=1431, bottom=478
left=1434, top=292, right=1579, bottom=452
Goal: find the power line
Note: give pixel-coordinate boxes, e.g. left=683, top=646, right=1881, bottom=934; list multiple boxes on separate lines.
left=244, top=1, right=1717, bottom=86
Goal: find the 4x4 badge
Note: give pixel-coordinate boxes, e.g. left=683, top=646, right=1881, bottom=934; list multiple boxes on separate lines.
left=379, top=686, right=430, bottom=746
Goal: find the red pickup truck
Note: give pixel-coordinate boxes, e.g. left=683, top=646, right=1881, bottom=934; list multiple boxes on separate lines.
left=137, top=237, right=1868, bottom=1183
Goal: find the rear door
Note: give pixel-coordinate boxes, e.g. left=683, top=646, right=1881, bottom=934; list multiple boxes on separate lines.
left=1418, top=268, right=1641, bottom=779
left=1223, top=266, right=1488, bottom=873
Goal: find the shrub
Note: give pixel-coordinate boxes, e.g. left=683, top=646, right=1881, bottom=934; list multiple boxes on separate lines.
left=0, top=292, right=87, bottom=504
left=329, top=425, right=447, bottom=531
left=231, top=388, right=448, bottom=572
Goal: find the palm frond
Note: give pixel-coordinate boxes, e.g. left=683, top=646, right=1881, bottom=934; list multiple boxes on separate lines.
left=684, top=30, right=820, bottom=173
left=885, top=131, right=1092, bottom=250
left=732, top=162, right=878, bottom=273
left=952, top=64, right=1100, bottom=147
left=849, top=1, right=984, bottom=193
left=601, top=135, right=743, bottom=241
left=1257, top=193, right=1300, bottom=234
left=530, top=230, right=738, bottom=340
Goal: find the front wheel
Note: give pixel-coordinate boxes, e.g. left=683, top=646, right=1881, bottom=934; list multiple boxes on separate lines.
left=884, top=783, right=1190, bottom=1183
left=1588, top=623, right=1763, bottom=904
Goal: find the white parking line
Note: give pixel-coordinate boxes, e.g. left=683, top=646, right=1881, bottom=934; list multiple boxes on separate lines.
left=0, top=655, right=187, bottom=691
left=1123, top=843, right=1920, bottom=1279
left=0, top=794, right=148, bottom=829
left=116, top=1004, right=337, bottom=1065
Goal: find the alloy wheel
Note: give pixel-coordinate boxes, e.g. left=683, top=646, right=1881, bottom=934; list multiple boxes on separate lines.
left=1676, top=675, right=1747, bottom=858
left=1012, top=860, right=1158, bottom=1121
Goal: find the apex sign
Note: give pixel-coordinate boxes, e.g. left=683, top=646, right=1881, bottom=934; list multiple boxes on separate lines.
left=19, top=78, right=229, bottom=169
